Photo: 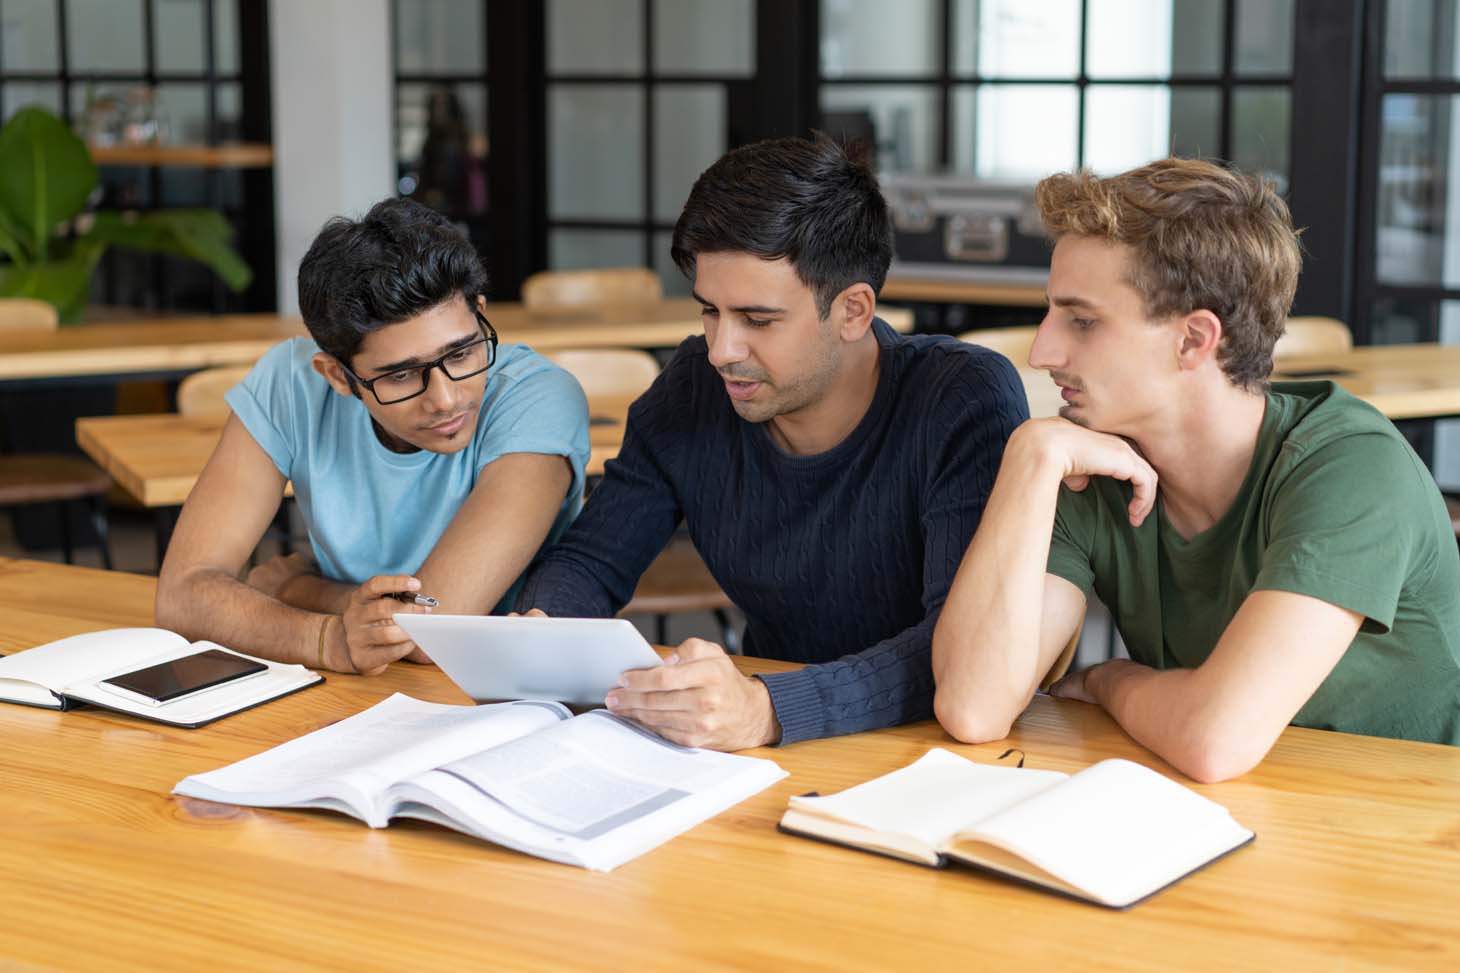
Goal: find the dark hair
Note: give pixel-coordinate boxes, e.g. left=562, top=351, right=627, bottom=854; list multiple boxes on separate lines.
left=297, top=196, right=489, bottom=364
left=670, top=134, right=893, bottom=319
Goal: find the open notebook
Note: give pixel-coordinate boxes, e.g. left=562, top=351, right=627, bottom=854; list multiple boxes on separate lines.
left=175, top=692, right=788, bottom=872
left=0, top=627, right=321, bottom=727
left=779, top=748, right=1254, bottom=909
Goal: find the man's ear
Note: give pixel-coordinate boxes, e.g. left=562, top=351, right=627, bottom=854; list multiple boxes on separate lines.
left=311, top=352, right=359, bottom=398
left=1176, top=309, right=1223, bottom=372
left=834, top=281, right=877, bottom=341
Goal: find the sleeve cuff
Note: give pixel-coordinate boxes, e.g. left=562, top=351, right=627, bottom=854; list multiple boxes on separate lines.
left=757, top=669, right=826, bottom=746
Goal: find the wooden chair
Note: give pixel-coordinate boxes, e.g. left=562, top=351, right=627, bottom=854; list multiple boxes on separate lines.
left=957, top=327, right=1065, bottom=419
left=0, top=299, right=112, bottom=567
left=1273, top=316, right=1353, bottom=359
left=544, top=349, right=660, bottom=399
left=177, top=364, right=252, bottom=419
left=521, top=267, right=663, bottom=310
left=957, top=326, right=1037, bottom=365
left=546, top=347, right=737, bottom=648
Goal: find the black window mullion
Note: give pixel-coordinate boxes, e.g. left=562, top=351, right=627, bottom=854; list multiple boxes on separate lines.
left=937, top=0, right=951, bottom=169
left=643, top=0, right=654, bottom=269
left=1074, top=0, right=1089, bottom=168
left=57, top=0, right=70, bottom=122
left=1219, top=0, right=1236, bottom=160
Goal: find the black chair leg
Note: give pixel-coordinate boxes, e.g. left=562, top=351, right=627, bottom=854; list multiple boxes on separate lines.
left=655, top=614, right=669, bottom=646
left=58, top=502, right=74, bottom=564
left=155, top=506, right=177, bottom=570
left=88, top=494, right=112, bottom=570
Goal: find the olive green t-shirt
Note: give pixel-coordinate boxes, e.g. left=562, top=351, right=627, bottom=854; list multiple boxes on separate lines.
left=1047, top=381, right=1460, bottom=745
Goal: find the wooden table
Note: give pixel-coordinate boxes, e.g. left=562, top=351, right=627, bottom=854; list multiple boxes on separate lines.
left=0, top=302, right=913, bottom=386
left=1272, top=343, right=1460, bottom=420
left=1016, top=343, right=1460, bottom=421
left=77, top=396, right=632, bottom=508
left=1, top=557, right=1456, bottom=972
left=882, top=274, right=1047, bottom=307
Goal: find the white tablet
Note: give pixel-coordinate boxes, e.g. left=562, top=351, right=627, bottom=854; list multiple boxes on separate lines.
left=393, top=614, right=662, bottom=706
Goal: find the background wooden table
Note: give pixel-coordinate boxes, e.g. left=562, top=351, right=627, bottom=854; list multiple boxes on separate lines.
left=0, top=302, right=914, bottom=385
left=76, top=395, right=632, bottom=507
left=0, top=557, right=1455, bottom=972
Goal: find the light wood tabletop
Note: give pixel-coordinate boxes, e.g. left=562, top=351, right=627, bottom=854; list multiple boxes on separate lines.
left=0, top=302, right=913, bottom=384
left=881, top=274, right=1048, bottom=307
left=1, top=557, right=1456, bottom=972
left=1016, top=342, right=1460, bottom=421
left=77, top=395, right=633, bottom=507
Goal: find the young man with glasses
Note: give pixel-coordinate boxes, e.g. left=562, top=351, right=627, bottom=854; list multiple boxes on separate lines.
left=156, top=198, right=589, bottom=674
left=515, top=135, right=1028, bottom=751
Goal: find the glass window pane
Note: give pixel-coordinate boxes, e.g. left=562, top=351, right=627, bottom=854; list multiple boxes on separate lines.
left=653, top=85, right=725, bottom=223
left=654, top=0, right=753, bottom=76
left=821, top=84, right=940, bottom=173
left=1386, top=0, right=1459, bottom=78
left=549, top=84, right=644, bottom=220
left=1369, top=297, right=1444, bottom=345
left=1170, top=87, right=1222, bottom=159
left=2, top=82, right=63, bottom=123
left=214, top=0, right=239, bottom=75
left=216, top=81, right=242, bottom=141
left=395, top=0, right=485, bottom=75
left=954, top=0, right=1078, bottom=78
left=549, top=229, right=647, bottom=271
left=1, top=0, right=60, bottom=72
left=653, top=229, right=691, bottom=297
left=954, top=84, right=1078, bottom=180
left=821, top=0, right=940, bottom=78
left=1086, top=0, right=1222, bottom=78
left=397, top=84, right=489, bottom=218
left=68, top=0, right=146, bottom=74
left=1234, top=0, right=1293, bottom=74
left=1375, top=94, right=1460, bottom=287
left=154, top=82, right=208, bottom=143
left=1231, top=86, right=1290, bottom=189
left=548, top=0, right=642, bottom=75
left=155, top=0, right=206, bottom=75
left=1083, top=86, right=1172, bottom=173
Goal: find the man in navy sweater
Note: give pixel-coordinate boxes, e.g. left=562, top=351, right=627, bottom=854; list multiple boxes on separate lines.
left=516, top=135, right=1027, bottom=750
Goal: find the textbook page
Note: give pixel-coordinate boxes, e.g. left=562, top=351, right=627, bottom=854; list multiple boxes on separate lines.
left=788, top=748, right=1067, bottom=850
left=951, top=758, right=1254, bottom=907
left=175, top=694, right=568, bottom=824
left=399, top=710, right=787, bottom=871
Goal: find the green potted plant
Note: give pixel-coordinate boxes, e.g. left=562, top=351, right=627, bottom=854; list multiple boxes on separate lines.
left=0, top=105, right=252, bottom=322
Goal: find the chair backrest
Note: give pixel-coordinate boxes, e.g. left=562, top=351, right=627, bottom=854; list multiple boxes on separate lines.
left=177, top=364, right=253, bottom=418
left=521, top=268, right=663, bottom=309
left=0, top=298, right=59, bottom=331
left=545, top=348, right=661, bottom=399
left=1273, top=316, right=1353, bottom=359
left=956, top=326, right=1038, bottom=367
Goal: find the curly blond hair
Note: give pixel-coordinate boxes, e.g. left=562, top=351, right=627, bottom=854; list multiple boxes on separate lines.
left=1035, top=158, right=1302, bottom=390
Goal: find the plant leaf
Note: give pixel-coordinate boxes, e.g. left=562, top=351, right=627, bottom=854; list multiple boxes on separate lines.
left=0, top=107, right=97, bottom=262
left=84, top=209, right=253, bottom=292
left=0, top=239, right=106, bottom=323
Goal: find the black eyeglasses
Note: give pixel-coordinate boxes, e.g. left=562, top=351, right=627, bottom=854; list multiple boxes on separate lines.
left=340, top=311, right=499, bottom=405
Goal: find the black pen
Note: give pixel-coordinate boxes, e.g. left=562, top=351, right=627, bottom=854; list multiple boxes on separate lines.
left=390, top=592, right=438, bottom=607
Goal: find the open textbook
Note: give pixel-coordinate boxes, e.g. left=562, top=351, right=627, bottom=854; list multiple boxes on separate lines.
left=0, top=627, right=321, bottom=727
left=779, top=748, right=1253, bottom=908
left=175, top=692, right=788, bottom=872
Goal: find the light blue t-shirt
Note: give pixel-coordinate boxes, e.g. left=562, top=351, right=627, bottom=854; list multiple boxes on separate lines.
left=226, top=337, right=590, bottom=613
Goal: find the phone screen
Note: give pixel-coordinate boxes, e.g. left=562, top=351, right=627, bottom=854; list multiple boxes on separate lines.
left=101, top=649, right=267, bottom=703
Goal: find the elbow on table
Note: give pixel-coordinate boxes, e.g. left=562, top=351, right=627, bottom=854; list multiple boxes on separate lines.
left=933, top=687, right=1020, bottom=745
left=1167, top=727, right=1270, bottom=785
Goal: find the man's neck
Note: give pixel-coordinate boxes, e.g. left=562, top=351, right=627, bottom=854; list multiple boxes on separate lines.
left=767, top=333, right=882, bottom=456
left=1130, top=380, right=1268, bottom=540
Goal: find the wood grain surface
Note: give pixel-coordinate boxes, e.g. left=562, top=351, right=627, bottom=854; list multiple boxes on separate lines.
left=0, top=558, right=1456, bottom=971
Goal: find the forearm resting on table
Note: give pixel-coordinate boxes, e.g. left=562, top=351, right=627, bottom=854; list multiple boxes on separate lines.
left=156, top=566, right=328, bottom=667
left=275, top=572, right=353, bottom=614
left=932, top=439, right=1071, bottom=742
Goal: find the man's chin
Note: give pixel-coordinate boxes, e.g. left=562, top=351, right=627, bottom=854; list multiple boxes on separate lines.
left=1058, top=404, right=1091, bottom=428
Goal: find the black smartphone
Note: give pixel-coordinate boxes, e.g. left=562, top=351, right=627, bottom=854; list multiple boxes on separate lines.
left=101, top=649, right=267, bottom=704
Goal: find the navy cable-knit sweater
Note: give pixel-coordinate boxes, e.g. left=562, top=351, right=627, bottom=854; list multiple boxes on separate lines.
left=516, top=318, right=1028, bottom=744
